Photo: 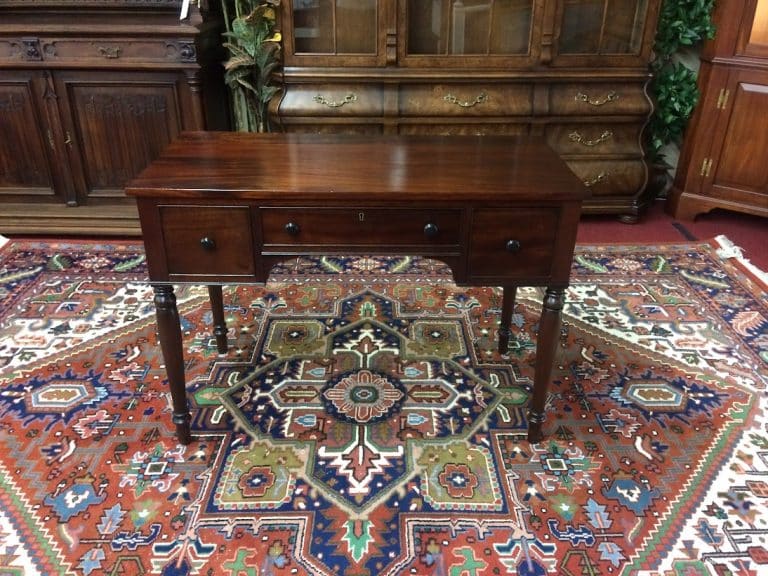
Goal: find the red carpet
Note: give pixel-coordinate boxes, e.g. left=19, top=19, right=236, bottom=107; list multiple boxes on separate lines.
left=0, top=239, right=767, bottom=575
left=578, top=200, right=768, bottom=273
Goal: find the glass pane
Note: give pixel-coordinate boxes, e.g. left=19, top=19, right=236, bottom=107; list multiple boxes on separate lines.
left=337, top=0, right=377, bottom=53
left=294, top=0, right=334, bottom=53
left=407, top=0, right=533, bottom=56
left=750, top=0, right=768, bottom=46
left=560, top=0, right=648, bottom=55
left=293, top=0, right=377, bottom=54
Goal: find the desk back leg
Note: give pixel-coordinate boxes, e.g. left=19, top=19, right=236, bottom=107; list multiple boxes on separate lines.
left=498, top=285, right=518, bottom=354
left=152, top=284, right=192, bottom=445
left=528, top=287, right=565, bottom=444
left=208, top=285, right=229, bottom=354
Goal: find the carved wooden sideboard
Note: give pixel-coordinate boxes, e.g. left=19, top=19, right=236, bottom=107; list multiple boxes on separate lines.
left=0, top=0, right=227, bottom=235
left=270, top=0, right=661, bottom=223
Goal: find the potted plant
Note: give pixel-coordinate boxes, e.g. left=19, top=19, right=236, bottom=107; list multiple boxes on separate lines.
left=646, top=0, right=716, bottom=196
left=220, top=0, right=282, bottom=132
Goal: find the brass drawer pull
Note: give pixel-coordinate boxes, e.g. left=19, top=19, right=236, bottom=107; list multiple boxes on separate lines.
left=583, top=172, right=610, bottom=187
left=312, top=93, right=357, bottom=108
left=200, top=237, right=216, bottom=250
left=575, top=91, right=619, bottom=106
left=568, top=129, right=613, bottom=147
left=98, top=46, right=122, bottom=59
left=423, top=223, right=439, bottom=238
left=442, top=92, right=488, bottom=108
left=505, top=239, right=521, bottom=253
left=284, top=222, right=301, bottom=236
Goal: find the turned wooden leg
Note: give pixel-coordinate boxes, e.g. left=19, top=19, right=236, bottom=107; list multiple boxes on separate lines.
left=498, top=285, right=517, bottom=354
left=528, top=287, right=565, bottom=444
left=208, top=285, right=228, bottom=354
left=152, top=284, right=192, bottom=445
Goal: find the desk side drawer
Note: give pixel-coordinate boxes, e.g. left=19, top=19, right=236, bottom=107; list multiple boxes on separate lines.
left=261, top=208, right=462, bottom=249
left=469, top=208, right=559, bottom=280
left=159, top=205, right=256, bottom=276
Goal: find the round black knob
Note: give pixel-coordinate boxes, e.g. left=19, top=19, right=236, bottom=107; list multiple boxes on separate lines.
left=423, top=223, right=439, bottom=238
left=200, top=236, right=216, bottom=250
left=505, top=239, right=521, bottom=253
left=284, top=222, right=300, bottom=236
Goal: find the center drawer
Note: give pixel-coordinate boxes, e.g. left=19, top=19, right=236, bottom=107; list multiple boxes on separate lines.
left=260, top=208, right=462, bottom=248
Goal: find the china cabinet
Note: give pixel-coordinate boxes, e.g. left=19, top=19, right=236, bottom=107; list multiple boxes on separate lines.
left=668, top=0, right=768, bottom=220
left=0, top=0, right=227, bottom=235
left=271, top=0, right=662, bottom=222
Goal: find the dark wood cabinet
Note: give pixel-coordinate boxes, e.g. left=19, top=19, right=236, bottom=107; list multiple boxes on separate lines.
left=271, top=0, right=661, bottom=222
left=0, top=71, right=62, bottom=202
left=668, top=0, right=768, bottom=220
left=0, top=0, right=227, bottom=235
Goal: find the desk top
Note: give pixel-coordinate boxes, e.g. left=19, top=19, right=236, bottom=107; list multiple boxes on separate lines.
left=126, top=132, right=587, bottom=203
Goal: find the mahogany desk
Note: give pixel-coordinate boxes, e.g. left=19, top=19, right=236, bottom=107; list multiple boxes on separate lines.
left=126, top=132, right=588, bottom=445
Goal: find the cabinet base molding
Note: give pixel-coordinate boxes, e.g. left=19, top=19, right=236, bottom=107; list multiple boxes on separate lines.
left=667, top=189, right=768, bottom=222
left=0, top=203, right=140, bottom=236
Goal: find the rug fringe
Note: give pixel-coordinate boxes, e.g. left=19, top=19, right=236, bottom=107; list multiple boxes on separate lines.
left=714, top=234, right=768, bottom=287
left=0, top=234, right=8, bottom=250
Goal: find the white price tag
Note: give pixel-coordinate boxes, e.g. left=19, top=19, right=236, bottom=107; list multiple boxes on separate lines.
left=180, top=0, right=191, bottom=20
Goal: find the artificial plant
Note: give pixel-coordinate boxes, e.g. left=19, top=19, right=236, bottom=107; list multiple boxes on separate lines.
left=647, top=0, right=716, bottom=161
left=221, top=0, right=282, bottom=132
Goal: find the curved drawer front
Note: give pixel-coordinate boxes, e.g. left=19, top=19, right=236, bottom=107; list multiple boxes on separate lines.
left=261, top=208, right=462, bottom=248
left=160, top=205, right=256, bottom=276
left=279, top=84, right=383, bottom=116
left=273, top=123, right=384, bottom=135
left=565, top=160, right=647, bottom=196
left=546, top=123, right=642, bottom=156
left=399, top=83, right=534, bottom=116
left=469, top=208, right=559, bottom=280
left=398, top=123, right=529, bottom=136
left=549, top=83, right=650, bottom=116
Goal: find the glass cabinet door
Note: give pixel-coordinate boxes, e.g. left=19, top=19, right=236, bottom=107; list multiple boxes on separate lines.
left=402, top=0, right=538, bottom=65
left=285, top=0, right=383, bottom=65
left=554, top=0, right=652, bottom=62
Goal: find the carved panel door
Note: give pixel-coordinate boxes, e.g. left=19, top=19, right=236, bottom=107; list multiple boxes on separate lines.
left=53, top=71, right=187, bottom=206
left=0, top=71, right=65, bottom=203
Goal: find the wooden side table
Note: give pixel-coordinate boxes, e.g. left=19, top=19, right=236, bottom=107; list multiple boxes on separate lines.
left=127, top=132, right=588, bottom=444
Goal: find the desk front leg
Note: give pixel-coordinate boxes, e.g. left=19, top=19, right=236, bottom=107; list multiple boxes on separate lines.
left=152, top=284, right=192, bottom=445
left=528, top=287, right=565, bottom=444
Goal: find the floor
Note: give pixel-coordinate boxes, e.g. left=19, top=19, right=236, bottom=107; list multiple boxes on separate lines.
left=577, top=199, right=768, bottom=274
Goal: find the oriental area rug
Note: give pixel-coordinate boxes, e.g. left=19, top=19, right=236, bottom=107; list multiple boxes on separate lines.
left=0, top=238, right=767, bottom=576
